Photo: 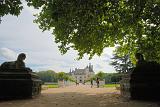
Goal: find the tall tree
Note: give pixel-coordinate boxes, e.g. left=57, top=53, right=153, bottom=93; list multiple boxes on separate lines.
left=1, top=0, right=159, bottom=60
left=110, top=53, right=133, bottom=73
left=26, top=0, right=160, bottom=59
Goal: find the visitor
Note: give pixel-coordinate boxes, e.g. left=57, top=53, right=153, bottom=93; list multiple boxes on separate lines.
left=91, top=79, right=93, bottom=88
left=76, top=80, right=79, bottom=86
left=96, top=77, right=100, bottom=88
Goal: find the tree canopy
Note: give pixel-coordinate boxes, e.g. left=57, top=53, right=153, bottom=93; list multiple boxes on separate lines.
left=1, top=0, right=160, bottom=60
left=0, top=0, right=23, bottom=17
left=27, top=0, right=160, bottom=59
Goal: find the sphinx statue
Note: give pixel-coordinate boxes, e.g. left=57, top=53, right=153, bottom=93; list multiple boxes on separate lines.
left=0, top=53, right=42, bottom=98
left=0, top=53, right=28, bottom=70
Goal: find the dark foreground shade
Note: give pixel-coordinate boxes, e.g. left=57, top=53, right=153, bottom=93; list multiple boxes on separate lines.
left=0, top=68, right=42, bottom=99
left=120, top=61, right=160, bottom=100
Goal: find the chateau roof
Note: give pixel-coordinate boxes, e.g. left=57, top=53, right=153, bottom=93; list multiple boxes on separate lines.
left=74, top=69, right=86, bottom=75
left=70, top=63, right=94, bottom=75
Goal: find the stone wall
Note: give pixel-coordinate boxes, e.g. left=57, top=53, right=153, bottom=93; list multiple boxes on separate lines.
left=58, top=80, right=75, bottom=87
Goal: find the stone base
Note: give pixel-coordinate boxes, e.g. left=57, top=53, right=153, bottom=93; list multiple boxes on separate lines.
left=120, top=72, right=160, bottom=100
left=0, top=69, right=42, bottom=99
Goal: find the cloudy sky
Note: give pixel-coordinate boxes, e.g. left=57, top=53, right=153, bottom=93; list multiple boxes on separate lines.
left=0, top=2, right=116, bottom=73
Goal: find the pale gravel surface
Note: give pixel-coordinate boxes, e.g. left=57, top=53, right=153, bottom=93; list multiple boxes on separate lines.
left=0, top=84, right=159, bottom=107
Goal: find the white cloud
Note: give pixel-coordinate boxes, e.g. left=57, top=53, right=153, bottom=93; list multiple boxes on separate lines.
left=96, top=64, right=103, bottom=69
left=0, top=48, right=17, bottom=61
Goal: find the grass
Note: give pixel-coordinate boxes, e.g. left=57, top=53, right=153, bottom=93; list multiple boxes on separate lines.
left=47, top=84, right=59, bottom=88
left=44, top=82, right=58, bottom=88
left=42, top=84, right=59, bottom=90
left=103, top=84, right=120, bottom=88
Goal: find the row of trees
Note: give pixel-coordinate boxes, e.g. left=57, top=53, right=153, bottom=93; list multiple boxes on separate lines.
left=36, top=70, right=122, bottom=84
left=36, top=70, right=75, bottom=83
left=36, top=70, right=58, bottom=82
left=104, top=73, right=123, bottom=84
left=86, top=71, right=122, bottom=84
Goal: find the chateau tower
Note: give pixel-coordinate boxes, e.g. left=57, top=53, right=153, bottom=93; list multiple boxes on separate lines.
left=70, top=63, right=95, bottom=83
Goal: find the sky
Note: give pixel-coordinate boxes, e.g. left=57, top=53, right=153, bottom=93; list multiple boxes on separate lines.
left=0, top=2, right=116, bottom=73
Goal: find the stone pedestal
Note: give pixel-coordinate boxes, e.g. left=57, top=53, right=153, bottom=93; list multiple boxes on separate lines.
left=130, top=72, right=160, bottom=100
left=120, top=74, right=131, bottom=99
left=58, top=80, right=64, bottom=87
left=120, top=62, right=160, bottom=100
left=0, top=68, right=42, bottom=99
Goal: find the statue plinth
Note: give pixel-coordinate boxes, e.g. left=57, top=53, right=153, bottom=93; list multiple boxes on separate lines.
left=0, top=68, right=42, bottom=99
left=120, top=62, right=160, bottom=100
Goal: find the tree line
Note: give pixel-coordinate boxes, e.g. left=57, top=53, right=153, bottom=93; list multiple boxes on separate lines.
left=36, top=70, right=122, bottom=84
left=36, top=70, right=75, bottom=83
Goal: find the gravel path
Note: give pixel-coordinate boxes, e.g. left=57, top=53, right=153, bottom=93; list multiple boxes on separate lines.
left=0, top=84, right=159, bottom=107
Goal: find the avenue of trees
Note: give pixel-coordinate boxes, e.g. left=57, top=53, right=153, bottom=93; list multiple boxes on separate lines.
left=1, top=0, right=159, bottom=61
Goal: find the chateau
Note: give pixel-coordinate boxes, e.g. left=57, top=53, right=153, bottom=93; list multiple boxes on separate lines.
left=69, top=63, right=95, bottom=83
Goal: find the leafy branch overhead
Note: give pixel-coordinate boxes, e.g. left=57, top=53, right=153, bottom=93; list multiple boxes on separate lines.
left=0, top=0, right=23, bottom=16
left=27, top=0, right=160, bottom=59
left=1, top=0, right=160, bottom=59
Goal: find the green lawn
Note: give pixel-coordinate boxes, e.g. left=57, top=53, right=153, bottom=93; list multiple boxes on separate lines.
left=42, top=84, right=59, bottom=89
left=103, top=84, right=120, bottom=88
left=47, top=84, right=59, bottom=88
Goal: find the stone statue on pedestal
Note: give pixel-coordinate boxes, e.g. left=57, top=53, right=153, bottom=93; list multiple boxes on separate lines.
left=0, top=53, right=26, bottom=69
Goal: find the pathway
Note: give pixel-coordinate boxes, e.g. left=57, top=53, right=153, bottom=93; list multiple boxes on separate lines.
left=0, top=84, right=159, bottom=107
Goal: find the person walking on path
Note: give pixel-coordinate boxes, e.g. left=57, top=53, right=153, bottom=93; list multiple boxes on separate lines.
left=76, top=80, right=79, bottom=86
left=96, top=77, right=100, bottom=88
left=91, top=79, right=93, bottom=88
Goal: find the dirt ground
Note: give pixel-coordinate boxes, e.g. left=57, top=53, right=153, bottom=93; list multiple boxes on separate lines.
left=0, top=84, right=159, bottom=107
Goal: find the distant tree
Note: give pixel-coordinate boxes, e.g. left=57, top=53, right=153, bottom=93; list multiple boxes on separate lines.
left=68, top=76, right=76, bottom=82
left=110, top=54, right=133, bottom=73
left=36, top=70, right=57, bottom=82
left=104, top=73, right=123, bottom=84
left=95, top=71, right=105, bottom=80
left=57, top=72, right=66, bottom=81
left=63, top=75, right=69, bottom=81
left=57, top=72, right=75, bottom=82
left=110, top=46, right=134, bottom=73
left=110, top=74, right=122, bottom=83
left=104, top=73, right=113, bottom=84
